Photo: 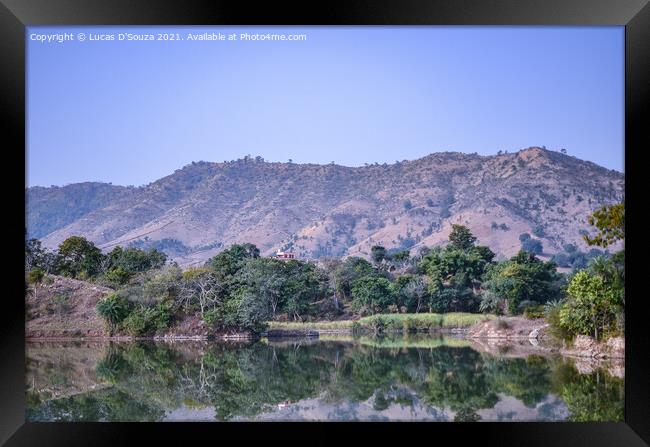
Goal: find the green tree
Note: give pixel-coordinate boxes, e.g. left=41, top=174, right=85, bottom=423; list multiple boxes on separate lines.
left=281, top=261, right=328, bottom=321
left=370, top=245, right=388, bottom=267
left=206, top=243, right=260, bottom=278
left=106, top=246, right=167, bottom=278
left=559, top=270, right=621, bottom=340
left=331, top=257, right=374, bottom=301
left=583, top=202, right=624, bottom=247
left=58, top=236, right=104, bottom=278
left=390, top=275, right=429, bottom=313
left=351, top=276, right=395, bottom=314
left=25, top=238, right=45, bottom=271
left=448, top=225, right=476, bottom=251
left=481, top=251, right=562, bottom=315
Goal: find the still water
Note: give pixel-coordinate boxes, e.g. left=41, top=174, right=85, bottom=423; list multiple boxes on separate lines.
left=26, top=335, right=624, bottom=422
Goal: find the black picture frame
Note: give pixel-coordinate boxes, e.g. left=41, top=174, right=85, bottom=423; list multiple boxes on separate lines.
left=1, top=0, right=648, bottom=445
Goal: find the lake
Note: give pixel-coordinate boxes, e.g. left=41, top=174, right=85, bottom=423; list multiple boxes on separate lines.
left=25, top=335, right=624, bottom=422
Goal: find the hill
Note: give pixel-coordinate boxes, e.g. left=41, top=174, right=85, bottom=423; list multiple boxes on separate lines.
left=27, top=147, right=624, bottom=266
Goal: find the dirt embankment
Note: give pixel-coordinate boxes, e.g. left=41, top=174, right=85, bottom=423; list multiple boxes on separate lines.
left=26, top=276, right=254, bottom=340
left=465, top=316, right=550, bottom=340
left=26, top=276, right=113, bottom=338
left=466, top=316, right=624, bottom=360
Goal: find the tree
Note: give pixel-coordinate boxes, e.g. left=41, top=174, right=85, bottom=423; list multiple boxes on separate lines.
left=58, top=236, right=104, bottom=278
left=234, top=258, right=288, bottom=318
left=25, top=238, right=45, bottom=271
left=559, top=270, right=621, bottom=340
left=207, top=243, right=260, bottom=278
left=583, top=202, right=624, bottom=247
left=107, top=247, right=167, bottom=276
left=403, top=200, right=413, bottom=210
left=370, top=245, right=388, bottom=266
left=481, top=251, right=562, bottom=314
left=448, top=225, right=476, bottom=251
left=390, top=275, right=429, bottom=313
left=351, top=276, right=395, bottom=314
left=330, top=257, right=374, bottom=301
left=281, top=261, right=327, bottom=321
left=181, top=268, right=222, bottom=319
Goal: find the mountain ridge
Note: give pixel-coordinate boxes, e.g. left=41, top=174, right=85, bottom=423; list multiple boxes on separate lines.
left=27, top=147, right=624, bottom=266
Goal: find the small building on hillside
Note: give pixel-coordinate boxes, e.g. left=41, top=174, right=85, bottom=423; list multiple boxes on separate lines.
left=272, top=250, right=296, bottom=260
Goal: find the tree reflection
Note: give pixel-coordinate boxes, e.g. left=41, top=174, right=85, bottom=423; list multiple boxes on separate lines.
left=25, top=338, right=624, bottom=422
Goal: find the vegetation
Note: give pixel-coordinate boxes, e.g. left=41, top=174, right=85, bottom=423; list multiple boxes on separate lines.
left=25, top=200, right=625, bottom=344
left=551, top=244, right=608, bottom=271
left=268, top=312, right=493, bottom=333
left=481, top=251, right=563, bottom=315
left=519, top=233, right=543, bottom=255
left=583, top=202, right=624, bottom=247
left=548, top=202, right=625, bottom=341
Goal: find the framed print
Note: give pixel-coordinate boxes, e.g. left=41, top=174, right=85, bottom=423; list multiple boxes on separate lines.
left=1, top=0, right=648, bottom=445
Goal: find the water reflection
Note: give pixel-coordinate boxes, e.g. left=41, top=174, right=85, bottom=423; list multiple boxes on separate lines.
left=26, top=336, right=624, bottom=422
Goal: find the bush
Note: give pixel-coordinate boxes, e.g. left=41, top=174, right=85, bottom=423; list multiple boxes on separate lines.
left=96, top=293, right=131, bottom=335
left=120, top=302, right=172, bottom=336
left=48, top=294, right=70, bottom=316
left=203, top=308, right=219, bottom=326
left=496, top=318, right=511, bottom=330
left=369, top=315, right=386, bottom=334
left=104, top=267, right=130, bottom=286
left=27, top=268, right=45, bottom=285
left=121, top=310, right=147, bottom=336
left=524, top=304, right=545, bottom=319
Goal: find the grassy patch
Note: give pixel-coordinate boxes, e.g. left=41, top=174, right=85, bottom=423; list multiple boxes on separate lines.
left=267, top=320, right=354, bottom=330
left=267, top=313, right=495, bottom=332
left=358, top=313, right=494, bottom=332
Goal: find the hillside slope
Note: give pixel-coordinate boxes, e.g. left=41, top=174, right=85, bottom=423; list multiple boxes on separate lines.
left=27, top=147, right=624, bottom=265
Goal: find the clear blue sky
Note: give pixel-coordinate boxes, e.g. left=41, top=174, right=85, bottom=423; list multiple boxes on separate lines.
left=27, top=26, right=624, bottom=187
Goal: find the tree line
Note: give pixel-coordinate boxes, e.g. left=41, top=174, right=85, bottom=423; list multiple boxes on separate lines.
left=25, top=202, right=624, bottom=341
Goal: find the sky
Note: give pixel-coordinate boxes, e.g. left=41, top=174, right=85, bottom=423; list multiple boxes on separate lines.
left=27, top=26, right=624, bottom=187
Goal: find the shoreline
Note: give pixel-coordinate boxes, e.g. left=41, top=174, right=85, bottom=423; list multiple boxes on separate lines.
left=25, top=326, right=625, bottom=360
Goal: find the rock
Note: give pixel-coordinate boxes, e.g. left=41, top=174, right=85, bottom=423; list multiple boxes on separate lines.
left=560, top=335, right=625, bottom=359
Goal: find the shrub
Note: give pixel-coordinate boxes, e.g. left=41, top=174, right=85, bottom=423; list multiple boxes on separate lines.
left=524, top=304, right=545, bottom=319
left=496, top=318, right=511, bottom=330
left=27, top=268, right=45, bottom=285
left=96, top=293, right=131, bottom=335
left=203, top=308, right=219, bottom=326
left=121, top=302, right=172, bottom=336
left=49, top=294, right=70, bottom=316
left=104, top=267, right=131, bottom=286
left=121, top=310, right=147, bottom=336
left=368, top=315, right=386, bottom=334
